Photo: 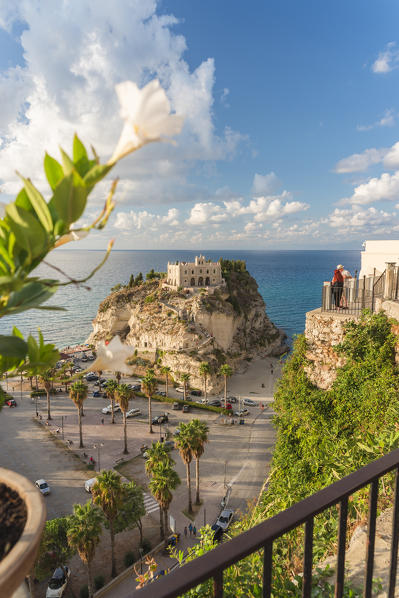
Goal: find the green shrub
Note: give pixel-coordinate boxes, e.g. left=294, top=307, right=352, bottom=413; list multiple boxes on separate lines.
left=124, top=550, right=136, bottom=567
left=87, top=463, right=95, bottom=471
left=135, top=390, right=227, bottom=414
left=79, top=585, right=89, bottom=598
left=140, top=538, right=152, bottom=555
left=94, top=575, right=105, bottom=590
left=145, top=294, right=155, bottom=303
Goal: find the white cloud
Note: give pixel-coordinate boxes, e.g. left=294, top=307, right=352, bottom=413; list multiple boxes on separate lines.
left=372, top=42, right=399, bottom=74
left=186, top=202, right=227, bottom=226
left=334, top=148, right=388, bottom=173
left=341, top=171, right=399, bottom=205
left=114, top=207, right=180, bottom=231
left=0, top=1, right=243, bottom=206
left=357, top=109, right=396, bottom=131
left=383, top=142, right=399, bottom=169
left=224, top=192, right=309, bottom=221
left=329, top=206, right=392, bottom=230
left=252, top=171, right=280, bottom=195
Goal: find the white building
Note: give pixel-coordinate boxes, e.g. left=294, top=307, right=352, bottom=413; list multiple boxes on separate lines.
left=360, top=240, right=399, bottom=277
left=166, top=255, right=224, bottom=289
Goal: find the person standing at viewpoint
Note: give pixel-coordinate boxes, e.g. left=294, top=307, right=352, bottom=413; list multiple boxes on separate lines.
left=332, top=264, right=344, bottom=309
left=340, top=267, right=352, bottom=308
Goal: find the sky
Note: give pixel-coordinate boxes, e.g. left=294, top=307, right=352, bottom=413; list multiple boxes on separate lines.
left=1, top=0, right=399, bottom=250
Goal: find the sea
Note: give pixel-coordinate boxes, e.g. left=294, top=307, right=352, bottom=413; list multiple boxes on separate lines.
left=0, top=249, right=360, bottom=350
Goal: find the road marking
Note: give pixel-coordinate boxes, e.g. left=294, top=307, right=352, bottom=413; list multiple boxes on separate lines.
left=143, top=492, right=159, bottom=514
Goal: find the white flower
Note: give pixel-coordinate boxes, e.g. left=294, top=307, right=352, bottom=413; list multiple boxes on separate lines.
left=109, top=79, right=183, bottom=164
left=88, top=336, right=135, bottom=375
left=54, top=229, right=89, bottom=248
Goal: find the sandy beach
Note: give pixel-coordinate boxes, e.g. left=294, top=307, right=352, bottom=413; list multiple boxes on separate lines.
left=229, top=355, right=283, bottom=404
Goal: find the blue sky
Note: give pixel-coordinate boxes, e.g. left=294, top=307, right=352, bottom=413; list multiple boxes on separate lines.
left=1, top=1, right=399, bottom=250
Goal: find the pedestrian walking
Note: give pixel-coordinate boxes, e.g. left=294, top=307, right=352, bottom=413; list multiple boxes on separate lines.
left=193, top=525, right=197, bottom=537
left=101, top=418, right=104, bottom=425
left=184, top=526, right=187, bottom=538
left=271, top=367, right=273, bottom=375
left=188, top=523, right=193, bottom=536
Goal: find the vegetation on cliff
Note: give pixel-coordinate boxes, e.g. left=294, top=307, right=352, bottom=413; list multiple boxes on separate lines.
left=179, top=311, right=399, bottom=596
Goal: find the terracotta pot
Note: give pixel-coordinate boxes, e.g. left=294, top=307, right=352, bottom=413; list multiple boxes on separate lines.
left=0, top=467, right=46, bottom=598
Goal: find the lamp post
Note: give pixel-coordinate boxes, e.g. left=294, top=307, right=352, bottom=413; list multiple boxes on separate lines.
left=93, top=442, right=104, bottom=471
left=61, top=415, right=66, bottom=440
left=35, top=394, right=38, bottom=417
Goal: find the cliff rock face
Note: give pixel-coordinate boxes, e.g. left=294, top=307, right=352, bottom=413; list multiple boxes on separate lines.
left=87, top=268, right=287, bottom=392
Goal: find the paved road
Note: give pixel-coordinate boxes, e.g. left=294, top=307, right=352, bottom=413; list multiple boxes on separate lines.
left=0, top=391, right=90, bottom=519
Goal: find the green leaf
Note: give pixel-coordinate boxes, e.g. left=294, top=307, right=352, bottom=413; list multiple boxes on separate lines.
left=44, top=153, right=64, bottom=190
left=5, top=203, right=48, bottom=261
left=12, top=326, right=24, bottom=340
left=73, top=134, right=90, bottom=177
left=83, top=163, right=113, bottom=187
left=27, top=334, right=40, bottom=364
left=3, top=281, right=58, bottom=316
left=48, top=174, right=88, bottom=225
left=0, top=335, right=28, bottom=359
left=15, top=188, right=33, bottom=212
left=18, top=175, right=53, bottom=234
left=54, top=219, right=67, bottom=236
left=59, top=148, right=75, bottom=175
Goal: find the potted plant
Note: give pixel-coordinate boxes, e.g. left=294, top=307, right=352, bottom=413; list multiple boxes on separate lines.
left=0, top=468, right=46, bottom=597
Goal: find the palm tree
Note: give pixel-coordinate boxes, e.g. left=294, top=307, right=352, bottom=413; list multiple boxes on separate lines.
left=40, top=369, right=54, bottom=420
left=67, top=502, right=103, bottom=598
left=145, top=441, right=174, bottom=476
left=174, top=422, right=196, bottom=514
left=219, top=364, right=233, bottom=409
left=116, top=383, right=134, bottom=454
left=149, top=461, right=180, bottom=544
left=104, top=379, right=118, bottom=424
left=92, top=470, right=125, bottom=578
left=180, top=372, right=190, bottom=401
left=190, top=420, right=209, bottom=505
left=142, top=369, right=157, bottom=434
left=70, top=381, right=88, bottom=448
left=115, top=371, right=122, bottom=385
left=199, top=362, right=211, bottom=402
left=160, top=366, right=171, bottom=396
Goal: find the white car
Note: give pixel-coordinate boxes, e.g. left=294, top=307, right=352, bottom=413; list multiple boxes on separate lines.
left=102, top=403, right=121, bottom=414
left=243, top=398, right=257, bottom=406
left=126, top=408, right=141, bottom=418
left=234, top=409, right=250, bottom=417
left=35, top=479, right=51, bottom=495
left=215, top=508, right=234, bottom=531
left=46, top=566, right=70, bottom=598
left=176, top=386, right=185, bottom=393
left=85, top=478, right=97, bottom=493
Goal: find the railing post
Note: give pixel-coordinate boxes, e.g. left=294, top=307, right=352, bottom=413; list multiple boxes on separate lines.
left=302, top=518, right=314, bottom=598
left=213, top=570, right=223, bottom=598
left=371, top=268, right=376, bottom=313
left=363, top=480, right=379, bottom=598
left=388, top=467, right=399, bottom=597
left=395, top=266, right=399, bottom=301
left=263, top=541, right=273, bottom=598
left=335, top=497, right=348, bottom=598
left=361, top=276, right=366, bottom=309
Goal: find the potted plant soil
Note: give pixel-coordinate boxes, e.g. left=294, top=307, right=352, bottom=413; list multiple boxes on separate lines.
left=0, top=467, right=46, bottom=598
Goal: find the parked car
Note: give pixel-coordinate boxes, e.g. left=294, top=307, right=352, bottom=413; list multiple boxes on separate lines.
left=130, top=384, right=141, bottom=391
left=158, top=391, right=166, bottom=397
left=85, top=373, right=98, bottom=381
left=81, top=356, right=88, bottom=362
left=176, top=387, right=185, bottom=393
left=215, top=508, right=234, bottom=531
left=126, top=408, right=141, bottom=418
left=102, top=403, right=121, bottom=414
left=6, top=398, right=17, bottom=407
left=94, top=378, right=107, bottom=386
left=164, top=440, right=175, bottom=450
left=35, top=479, right=51, bottom=495
left=182, top=404, right=191, bottom=413
left=243, top=398, right=257, bottom=406
left=211, top=524, right=224, bottom=543
left=227, top=396, right=237, bottom=403
left=84, top=478, right=97, bottom=493
left=225, top=403, right=232, bottom=410
left=209, top=399, right=222, bottom=407
left=234, top=408, right=249, bottom=417
left=190, top=389, right=202, bottom=396
left=172, top=402, right=182, bottom=410
left=152, top=413, right=169, bottom=425
left=87, top=355, right=95, bottom=361
left=46, top=566, right=71, bottom=598
left=93, top=391, right=101, bottom=397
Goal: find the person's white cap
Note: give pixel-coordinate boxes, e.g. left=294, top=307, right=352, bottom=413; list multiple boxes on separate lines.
left=337, top=264, right=344, bottom=269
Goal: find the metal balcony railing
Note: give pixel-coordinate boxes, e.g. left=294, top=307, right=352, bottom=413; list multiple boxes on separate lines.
left=133, top=448, right=399, bottom=598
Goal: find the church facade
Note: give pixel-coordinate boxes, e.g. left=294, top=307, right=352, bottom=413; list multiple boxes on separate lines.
left=166, top=255, right=224, bottom=289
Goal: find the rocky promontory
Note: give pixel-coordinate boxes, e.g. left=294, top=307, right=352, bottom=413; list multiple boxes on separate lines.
left=87, top=260, right=287, bottom=392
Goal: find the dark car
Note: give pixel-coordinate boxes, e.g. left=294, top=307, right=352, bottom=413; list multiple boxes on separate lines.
left=93, top=391, right=101, bottom=397
left=209, top=399, right=222, bottom=407
left=172, top=402, right=182, bottom=410
left=131, top=384, right=141, bottom=391
left=182, top=404, right=191, bottom=413
left=227, top=396, right=237, bottom=403
left=158, top=391, right=166, bottom=397
left=211, top=524, right=223, bottom=543
left=85, top=374, right=98, bottom=381
left=190, top=389, right=202, bottom=397
left=152, top=413, right=169, bottom=425
left=6, top=398, right=17, bottom=407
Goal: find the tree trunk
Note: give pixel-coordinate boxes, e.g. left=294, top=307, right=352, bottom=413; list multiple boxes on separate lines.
left=87, top=561, right=94, bottom=598
left=111, top=396, right=115, bottom=424
left=163, top=508, right=169, bottom=548
left=183, top=382, right=186, bottom=401
left=159, top=506, right=164, bottom=539
left=195, top=457, right=200, bottom=504
left=46, top=389, right=51, bottom=420
left=123, top=411, right=128, bottom=454
left=186, top=461, right=193, bottom=513
left=29, top=376, right=33, bottom=389
left=148, top=395, right=153, bottom=433
left=137, top=518, right=143, bottom=546
left=110, top=520, right=116, bottom=577
left=224, top=376, right=227, bottom=409
left=78, top=406, right=84, bottom=448
left=204, top=376, right=207, bottom=402
left=165, top=375, right=169, bottom=397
